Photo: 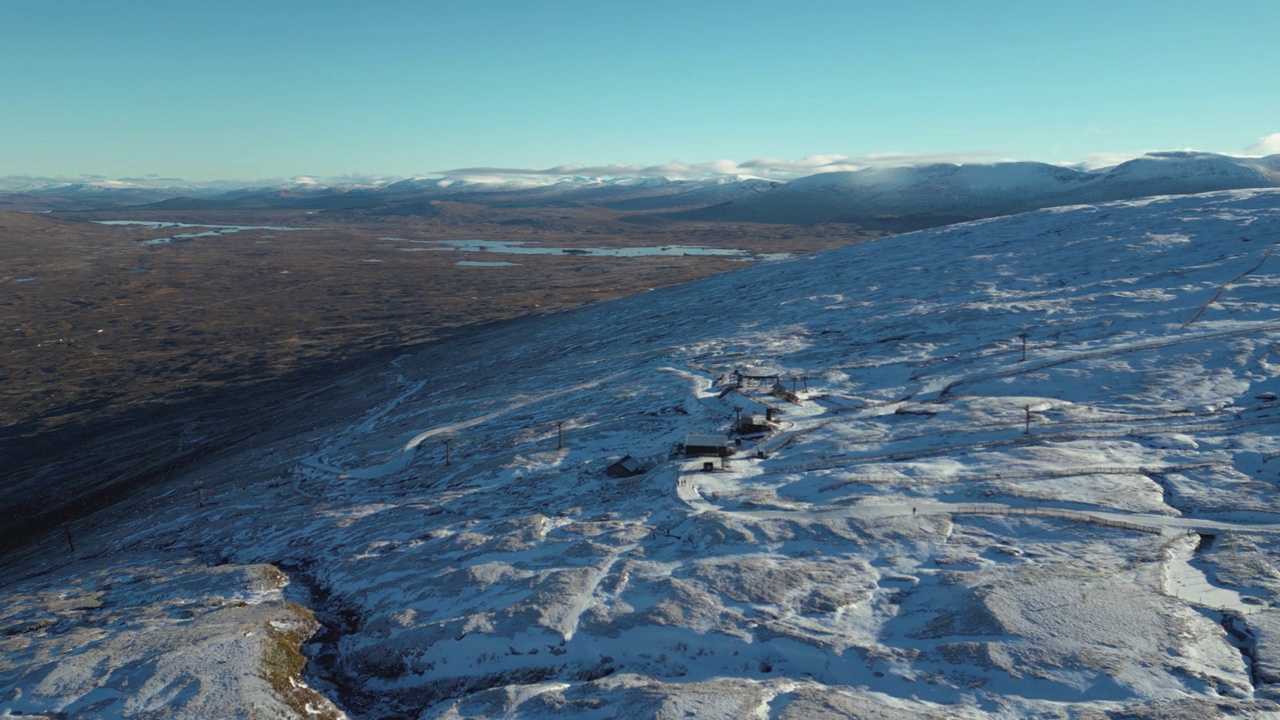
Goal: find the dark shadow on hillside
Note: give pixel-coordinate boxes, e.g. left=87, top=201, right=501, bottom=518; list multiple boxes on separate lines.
left=0, top=304, right=596, bottom=559
left=0, top=340, right=414, bottom=557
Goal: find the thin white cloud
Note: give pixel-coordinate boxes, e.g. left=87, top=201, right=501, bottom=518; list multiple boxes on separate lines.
left=856, top=151, right=1007, bottom=168
left=1069, top=152, right=1148, bottom=171
left=439, top=161, right=745, bottom=181
left=737, top=155, right=861, bottom=175
left=11, top=143, right=1266, bottom=192
left=1064, top=147, right=1234, bottom=172
left=1245, top=133, right=1280, bottom=156
left=440, top=151, right=1006, bottom=183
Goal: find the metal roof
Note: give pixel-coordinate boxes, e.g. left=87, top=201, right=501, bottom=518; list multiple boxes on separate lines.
left=685, top=434, right=729, bottom=447
left=613, top=455, right=643, bottom=471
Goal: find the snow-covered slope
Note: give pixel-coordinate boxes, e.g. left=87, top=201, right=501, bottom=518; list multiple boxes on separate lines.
left=5, top=189, right=1280, bottom=718
left=14, top=181, right=207, bottom=205
left=601, top=177, right=783, bottom=210
left=700, top=161, right=1088, bottom=224
left=1064, top=151, right=1280, bottom=204
left=14, top=153, right=1275, bottom=218
left=412, top=176, right=780, bottom=209
left=688, top=153, right=1280, bottom=225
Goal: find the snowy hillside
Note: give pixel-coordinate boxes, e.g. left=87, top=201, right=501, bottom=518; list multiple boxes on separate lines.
left=10, top=153, right=1278, bottom=221
left=412, top=176, right=780, bottom=209
left=1065, top=152, right=1280, bottom=204
left=688, top=153, right=1280, bottom=225
left=600, top=178, right=782, bottom=211
left=688, top=162, right=1087, bottom=224
left=9, top=181, right=208, bottom=205
left=5, top=189, right=1280, bottom=718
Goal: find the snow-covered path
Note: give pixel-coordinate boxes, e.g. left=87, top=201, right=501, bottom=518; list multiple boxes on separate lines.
left=678, top=467, right=1280, bottom=537
left=1162, top=533, right=1264, bottom=614
left=299, top=370, right=628, bottom=480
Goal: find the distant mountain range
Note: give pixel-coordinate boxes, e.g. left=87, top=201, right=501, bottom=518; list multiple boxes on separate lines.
left=4, top=152, right=1279, bottom=227
left=674, top=152, right=1280, bottom=227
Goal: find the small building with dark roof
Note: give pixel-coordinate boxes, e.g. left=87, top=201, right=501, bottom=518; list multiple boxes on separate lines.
left=606, top=455, right=645, bottom=478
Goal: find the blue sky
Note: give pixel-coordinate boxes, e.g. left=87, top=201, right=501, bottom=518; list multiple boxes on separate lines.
left=2, top=0, right=1278, bottom=181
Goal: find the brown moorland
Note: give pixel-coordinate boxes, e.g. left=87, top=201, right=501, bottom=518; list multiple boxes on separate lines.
left=0, top=206, right=876, bottom=550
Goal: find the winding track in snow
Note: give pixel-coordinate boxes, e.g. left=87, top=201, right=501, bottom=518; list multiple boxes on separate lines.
left=299, top=371, right=629, bottom=481
left=1181, top=243, right=1277, bottom=328
left=676, top=467, right=1280, bottom=538
left=754, top=414, right=1280, bottom=479
left=934, top=318, right=1280, bottom=400
left=677, top=461, right=1280, bottom=618
left=670, top=346, right=1280, bottom=541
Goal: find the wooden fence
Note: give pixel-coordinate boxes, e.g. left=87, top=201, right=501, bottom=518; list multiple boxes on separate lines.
left=949, top=503, right=1168, bottom=535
